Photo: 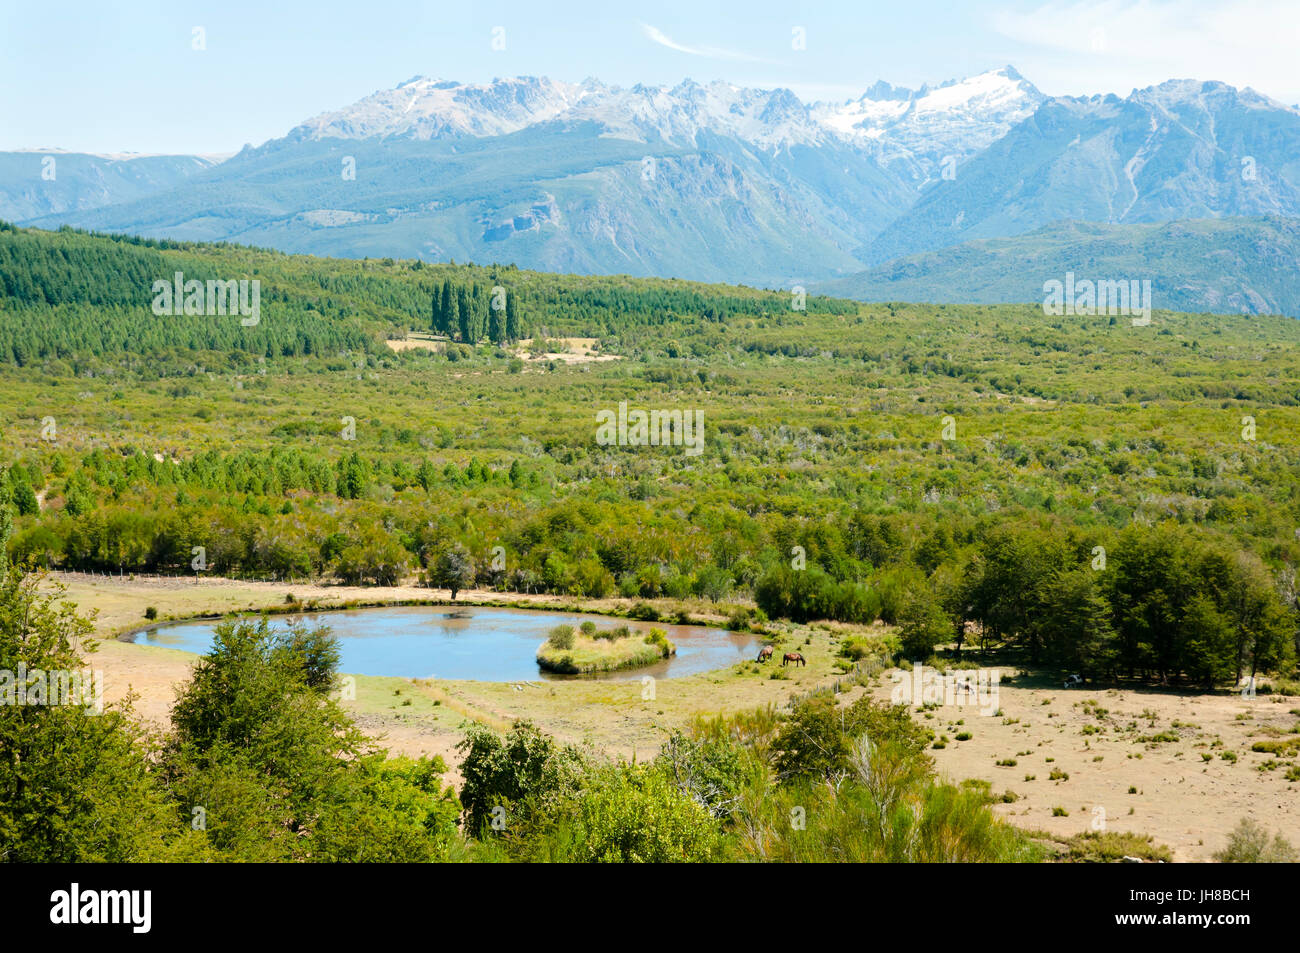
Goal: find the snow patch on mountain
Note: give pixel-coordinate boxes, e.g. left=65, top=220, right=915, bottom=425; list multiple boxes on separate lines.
left=811, top=67, right=1045, bottom=185
left=289, top=76, right=587, bottom=141
left=285, top=66, right=1044, bottom=162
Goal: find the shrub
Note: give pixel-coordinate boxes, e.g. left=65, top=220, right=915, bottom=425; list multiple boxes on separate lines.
left=1250, top=738, right=1300, bottom=756
left=644, top=627, right=675, bottom=658
left=455, top=720, right=586, bottom=836
left=144, top=606, right=157, bottom=620
left=1213, top=818, right=1299, bottom=862
left=547, top=625, right=575, bottom=650
left=839, top=636, right=876, bottom=662
left=772, top=695, right=933, bottom=784
left=653, top=729, right=755, bottom=820
left=629, top=602, right=660, bottom=622
left=539, top=766, right=721, bottom=862
left=1066, top=831, right=1172, bottom=863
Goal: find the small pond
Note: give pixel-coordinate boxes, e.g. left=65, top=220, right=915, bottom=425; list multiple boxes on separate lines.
left=132, top=605, right=761, bottom=682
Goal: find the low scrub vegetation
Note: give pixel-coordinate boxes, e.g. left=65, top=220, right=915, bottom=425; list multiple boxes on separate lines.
left=535, top=623, right=675, bottom=674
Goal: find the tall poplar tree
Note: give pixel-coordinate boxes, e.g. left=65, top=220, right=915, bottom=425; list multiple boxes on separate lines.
left=505, top=290, right=521, bottom=342
left=437, top=281, right=453, bottom=336
left=457, top=287, right=472, bottom=343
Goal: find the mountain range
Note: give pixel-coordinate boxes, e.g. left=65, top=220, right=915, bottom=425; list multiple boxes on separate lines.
left=818, top=217, right=1300, bottom=318
left=4, top=67, right=1299, bottom=314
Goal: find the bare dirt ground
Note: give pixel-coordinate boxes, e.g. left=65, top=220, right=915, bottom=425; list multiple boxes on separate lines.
left=848, top=669, right=1300, bottom=861
left=518, top=337, right=621, bottom=365
left=384, top=336, right=445, bottom=353
left=382, top=334, right=621, bottom=365
left=49, top=572, right=1300, bottom=860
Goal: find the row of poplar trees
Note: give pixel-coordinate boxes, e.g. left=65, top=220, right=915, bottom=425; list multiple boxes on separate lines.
left=432, top=280, right=524, bottom=345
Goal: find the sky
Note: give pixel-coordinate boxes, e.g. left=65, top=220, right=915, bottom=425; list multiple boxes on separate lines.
left=2, top=0, right=1298, bottom=154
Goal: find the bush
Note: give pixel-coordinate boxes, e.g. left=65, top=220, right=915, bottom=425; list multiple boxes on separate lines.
left=547, top=625, right=575, bottom=650
left=455, top=720, right=586, bottom=836
left=309, top=755, right=461, bottom=862
left=644, top=627, right=675, bottom=658
left=629, top=602, right=660, bottom=622
left=1066, top=831, right=1172, bottom=863
left=535, top=766, right=721, bottom=863
left=772, top=695, right=932, bottom=784
left=653, top=729, right=755, bottom=820
left=839, top=636, right=876, bottom=661
left=733, top=766, right=1039, bottom=862
left=1213, top=818, right=1299, bottom=862
left=144, top=606, right=157, bottom=620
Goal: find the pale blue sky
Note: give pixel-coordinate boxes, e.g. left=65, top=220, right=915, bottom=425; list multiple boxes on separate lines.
left=2, top=0, right=1296, bottom=153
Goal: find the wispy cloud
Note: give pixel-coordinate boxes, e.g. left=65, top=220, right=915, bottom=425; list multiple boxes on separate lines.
left=638, top=22, right=777, bottom=64
left=990, top=0, right=1300, bottom=104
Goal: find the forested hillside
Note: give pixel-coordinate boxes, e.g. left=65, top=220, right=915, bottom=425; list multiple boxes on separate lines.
left=819, top=217, right=1300, bottom=318
left=0, top=222, right=848, bottom=367
left=2, top=224, right=1299, bottom=689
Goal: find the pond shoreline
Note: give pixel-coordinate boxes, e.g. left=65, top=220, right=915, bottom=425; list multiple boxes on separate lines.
left=95, top=578, right=758, bottom=645
left=132, top=602, right=755, bottom=683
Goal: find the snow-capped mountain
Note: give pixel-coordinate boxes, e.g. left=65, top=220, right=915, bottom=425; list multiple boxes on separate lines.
left=811, top=66, right=1045, bottom=185
left=864, top=78, right=1300, bottom=264
left=287, top=75, right=589, bottom=141
left=286, top=68, right=1037, bottom=158
left=7, top=68, right=1299, bottom=294
left=560, top=80, right=831, bottom=150
left=289, top=74, right=842, bottom=151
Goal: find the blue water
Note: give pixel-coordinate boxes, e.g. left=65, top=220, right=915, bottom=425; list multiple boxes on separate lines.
left=133, top=605, right=760, bottom=682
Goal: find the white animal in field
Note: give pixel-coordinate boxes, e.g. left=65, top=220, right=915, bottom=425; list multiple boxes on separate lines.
left=1063, top=674, right=1083, bottom=689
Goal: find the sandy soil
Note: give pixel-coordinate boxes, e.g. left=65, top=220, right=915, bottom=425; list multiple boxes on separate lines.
left=47, top=572, right=1300, bottom=861
left=517, top=337, right=621, bottom=364
left=382, top=335, right=620, bottom=365
left=385, top=337, right=446, bottom=353
left=849, top=669, right=1300, bottom=861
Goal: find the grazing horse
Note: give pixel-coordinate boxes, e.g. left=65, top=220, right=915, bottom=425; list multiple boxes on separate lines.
left=782, top=652, right=806, bottom=667
left=757, top=645, right=774, bottom=663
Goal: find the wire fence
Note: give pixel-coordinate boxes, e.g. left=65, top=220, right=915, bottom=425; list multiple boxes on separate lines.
left=46, top=568, right=315, bottom=586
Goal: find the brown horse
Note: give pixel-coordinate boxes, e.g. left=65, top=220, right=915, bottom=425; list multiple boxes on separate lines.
left=782, top=652, right=806, bottom=667
left=757, top=645, right=774, bottom=663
